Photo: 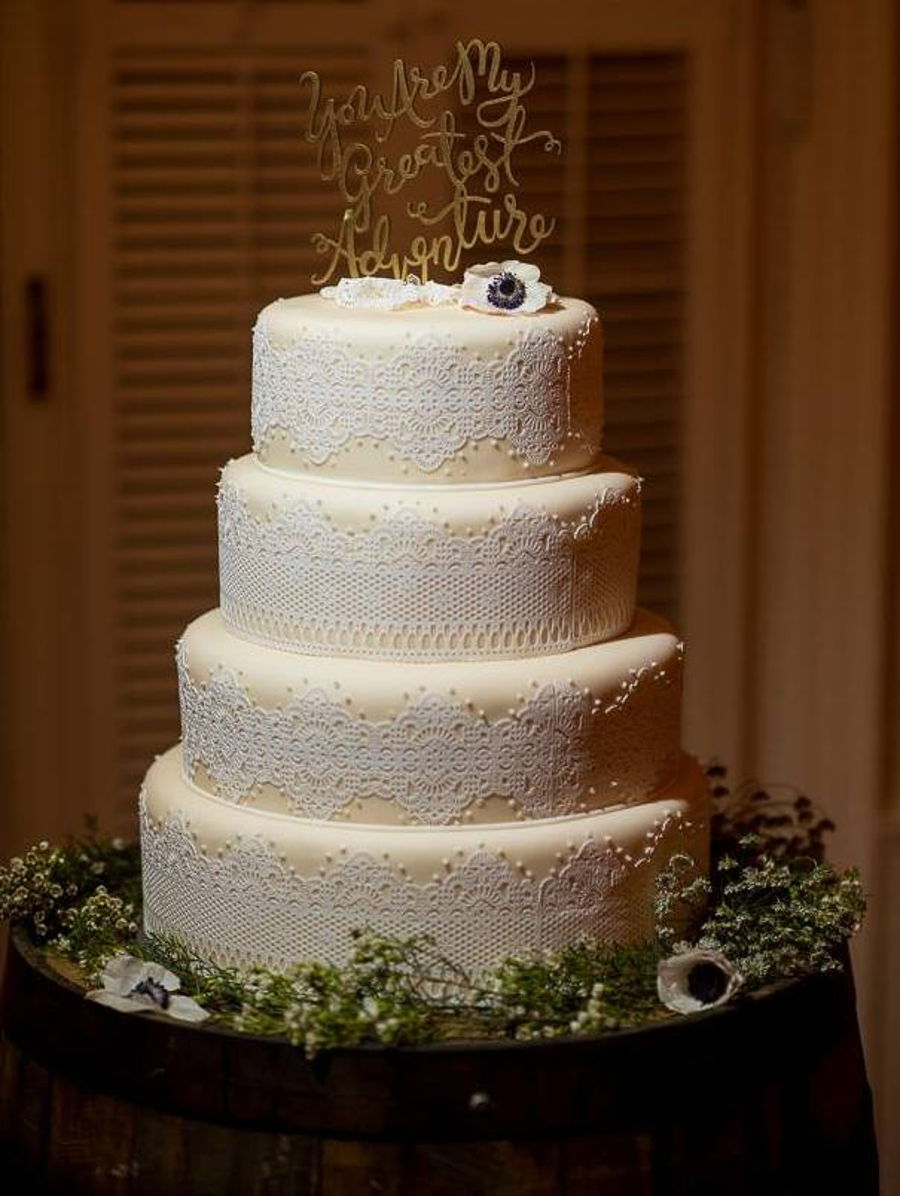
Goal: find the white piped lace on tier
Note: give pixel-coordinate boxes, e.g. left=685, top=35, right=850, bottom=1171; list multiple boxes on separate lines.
left=140, top=790, right=698, bottom=976
left=320, top=276, right=459, bottom=309
left=177, top=644, right=683, bottom=823
left=251, top=314, right=600, bottom=472
left=217, top=482, right=640, bottom=660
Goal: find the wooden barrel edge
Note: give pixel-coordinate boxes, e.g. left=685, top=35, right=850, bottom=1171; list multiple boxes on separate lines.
left=0, top=927, right=869, bottom=1143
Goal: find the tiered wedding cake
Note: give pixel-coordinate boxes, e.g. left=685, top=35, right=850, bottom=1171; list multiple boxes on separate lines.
left=139, top=266, right=709, bottom=976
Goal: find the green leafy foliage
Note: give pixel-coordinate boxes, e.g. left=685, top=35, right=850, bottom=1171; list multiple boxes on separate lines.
left=484, top=939, right=664, bottom=1040
left=141, top=931, right=471, bottom=1051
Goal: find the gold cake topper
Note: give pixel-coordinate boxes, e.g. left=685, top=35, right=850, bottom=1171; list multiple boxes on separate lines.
left=299, top=40, right=561, bottom=286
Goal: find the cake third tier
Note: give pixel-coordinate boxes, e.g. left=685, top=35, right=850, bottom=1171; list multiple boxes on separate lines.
left=178, top=609, right=683, bottom=825
left=219, top=454, right=641, bottom=660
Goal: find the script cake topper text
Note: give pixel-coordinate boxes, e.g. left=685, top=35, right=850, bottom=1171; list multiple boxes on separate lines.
left=299, top=39, right=562, bottom=285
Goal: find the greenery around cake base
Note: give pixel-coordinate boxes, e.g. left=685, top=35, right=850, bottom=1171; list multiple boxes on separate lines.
left=0, top=769, right=865, bottom=1053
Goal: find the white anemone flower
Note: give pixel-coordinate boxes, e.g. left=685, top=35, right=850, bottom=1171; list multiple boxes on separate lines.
left=459, top=260, right=556, bottom=314
left=87, top=954, right=209, bottom=1023
left=657, top=949, right=743, bottom=1015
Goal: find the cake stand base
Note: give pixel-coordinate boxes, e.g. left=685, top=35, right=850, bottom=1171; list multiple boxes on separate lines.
left=0, top=929, right=878, bottom=1195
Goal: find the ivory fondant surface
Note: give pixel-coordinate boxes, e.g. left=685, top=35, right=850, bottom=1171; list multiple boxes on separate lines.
left=178, top=609, right=683, bottom=824
left=139, top=274, right=708, bottom=972
left=252, top=294, right=602, bottom=483
left=218, top=454, right=641, bottom=659
left=142, top=746, right=710, bottom=974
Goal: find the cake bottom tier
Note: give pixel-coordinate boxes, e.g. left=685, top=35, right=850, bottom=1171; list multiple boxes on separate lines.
left=141, top=746, right=710, bottom=976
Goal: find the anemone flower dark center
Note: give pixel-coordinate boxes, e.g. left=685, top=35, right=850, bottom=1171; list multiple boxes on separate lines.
left=686, top=961, right=729, bottom=1005
left=486, top=271, right=526, bottom=310
left=131, top=977, right=171, bottom=1009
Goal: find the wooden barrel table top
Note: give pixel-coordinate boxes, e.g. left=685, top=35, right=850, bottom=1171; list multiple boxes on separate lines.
left=0, top=928, right=878, bottom=1195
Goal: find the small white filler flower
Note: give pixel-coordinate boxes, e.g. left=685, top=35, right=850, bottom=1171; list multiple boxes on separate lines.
left=87, top=954, right=209, bottom=1023
left=657, top=949, right=743, bottom=1014
left=459, top=260, right=556, bottom=314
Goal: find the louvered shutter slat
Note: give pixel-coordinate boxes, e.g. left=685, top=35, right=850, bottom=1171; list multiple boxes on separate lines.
left=109, top=42, right=370, bottom=801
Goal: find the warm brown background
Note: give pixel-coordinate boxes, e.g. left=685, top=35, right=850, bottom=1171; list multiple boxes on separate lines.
left=2, top=0, right=898, bottom=1182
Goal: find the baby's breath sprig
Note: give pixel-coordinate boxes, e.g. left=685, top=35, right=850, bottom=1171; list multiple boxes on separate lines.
left=0, top=842, right=74, bottom=941
left=691, top=855, right=865, bottom=985
left=482, top=939, right=663, bottom=1041
left=654, top=851, right=712, bottom=952
left=52, top=888, right=139, bottom=980
left=141, top=929, right=482, bottom=1053
left=232, top=955, right=438, bottom=1053
left=138, top=930, right=665, bottom=1053
left=0, top=829, right=138, bottom=943
left=682, top=764, right=866, bottom=984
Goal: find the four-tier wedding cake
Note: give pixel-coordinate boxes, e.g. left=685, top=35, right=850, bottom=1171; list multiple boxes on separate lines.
left=139, top=264, right=709, bottom=976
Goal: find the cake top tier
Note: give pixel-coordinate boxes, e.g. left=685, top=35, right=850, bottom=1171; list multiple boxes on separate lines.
left=252, top=292, right=603, bottom=485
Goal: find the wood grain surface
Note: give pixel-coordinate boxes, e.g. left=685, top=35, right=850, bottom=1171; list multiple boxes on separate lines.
left=0, top=930, right=879, bottom=1195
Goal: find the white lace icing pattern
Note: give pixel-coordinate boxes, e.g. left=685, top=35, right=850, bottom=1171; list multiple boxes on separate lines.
left=177, top=645, right=683, bottom=823
left=251, top=314, right=600, bottom=472
left=140, top=792, right=697, bottom=976
left=218, top=482, right=639, bottom=660
left=320, top=276, right=459, bottom=309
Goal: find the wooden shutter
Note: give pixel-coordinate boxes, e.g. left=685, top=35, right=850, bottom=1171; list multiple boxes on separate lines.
left=499, top=51, right=686, bottom=624
left=586, top=53, right=685, bottom=620
left=109, top=37, right=371, bottom=810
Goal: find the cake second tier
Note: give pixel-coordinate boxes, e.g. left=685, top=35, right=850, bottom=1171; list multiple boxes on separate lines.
left=178, top=609, right=683, bottom=826
left=219, top=455, right=641, bottom=661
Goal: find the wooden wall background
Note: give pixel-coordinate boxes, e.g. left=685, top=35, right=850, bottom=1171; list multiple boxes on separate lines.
left=1, top=0, right=897, bottom=1181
